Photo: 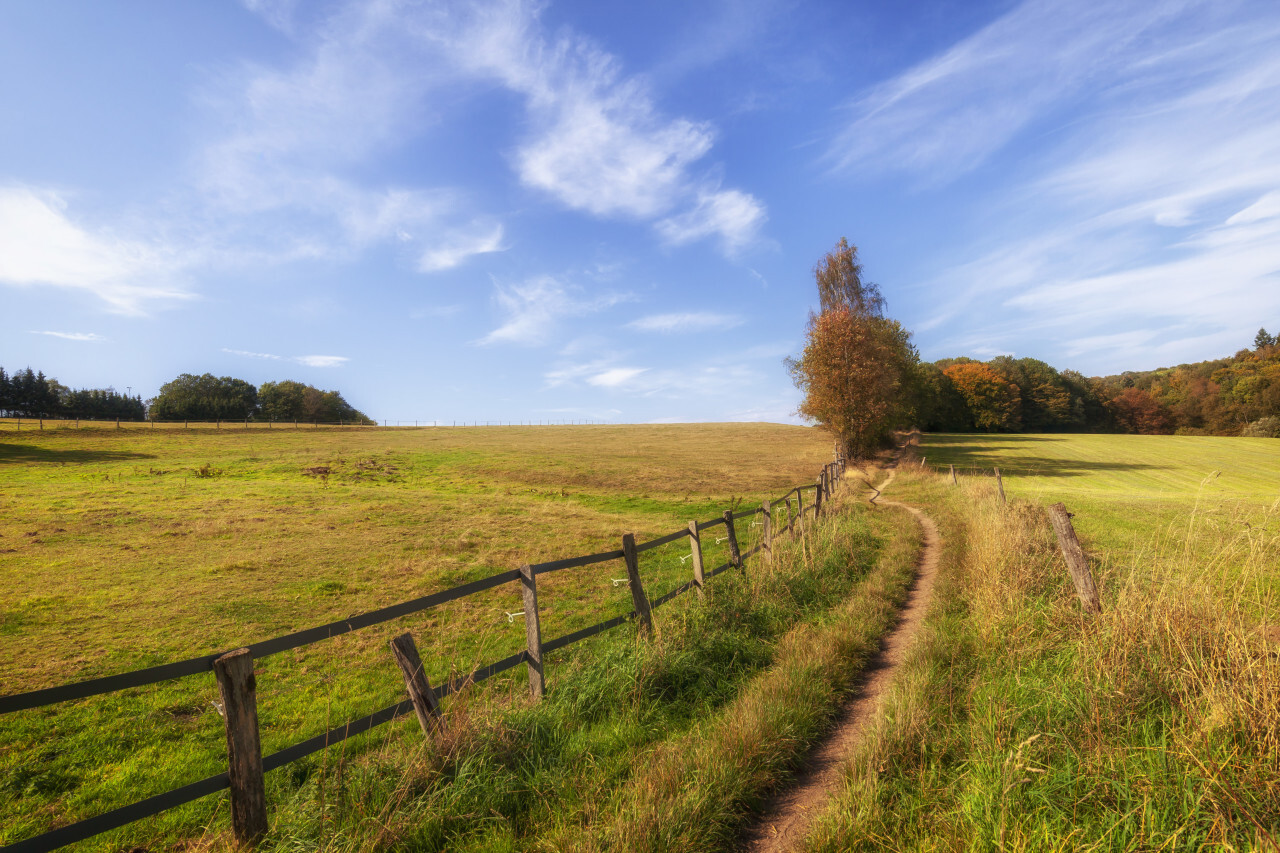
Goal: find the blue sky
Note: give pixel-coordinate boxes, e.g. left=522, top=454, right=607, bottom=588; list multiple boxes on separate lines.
left=3, top=0, right=1279, bottom=424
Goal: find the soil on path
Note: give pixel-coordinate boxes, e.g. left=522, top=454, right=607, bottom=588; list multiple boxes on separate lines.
left=742, top=466, right=941, bottom=853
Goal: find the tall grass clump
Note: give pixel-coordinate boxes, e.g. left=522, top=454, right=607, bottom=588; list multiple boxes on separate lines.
left=805, top=465, right=1280, bottom=851
left=197, top=479, right=921, bottom=853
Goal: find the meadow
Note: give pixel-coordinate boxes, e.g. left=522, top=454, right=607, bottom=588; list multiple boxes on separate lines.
left=2, top=422, right=920, bottom=850
left=805, top=433, right=1280, bottom=851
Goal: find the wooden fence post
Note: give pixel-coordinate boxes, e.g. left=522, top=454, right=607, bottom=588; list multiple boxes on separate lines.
left=784, top=497, right=795, bottom=539
left=995, top=467, right=1006, bottom=504
left=213, top=649, right=268, bottom=846
left=795, top=489, right=805, bottom=529
left=389, top=632, right=442, bottom=735
left=621, top=534, right=654, bottom=634
left=518, top=564, right=546, bottom=697
left=1048, top=503, right=1102, bottom=614
left=950, top=464, right=957, bottom=485
left=762, top=500, right=772, bottom=563
left=722, top=510, right=742, bottom=569
left=687, top=521, right=705, bottom=597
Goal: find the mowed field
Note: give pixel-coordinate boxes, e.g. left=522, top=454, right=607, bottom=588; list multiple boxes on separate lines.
left=0, top=422, right=835, bottom=844
left=922, top=432, right=1280, bottom=596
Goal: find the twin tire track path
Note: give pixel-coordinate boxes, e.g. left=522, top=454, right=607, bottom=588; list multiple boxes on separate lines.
left=743, top=467, right=941, bottom=853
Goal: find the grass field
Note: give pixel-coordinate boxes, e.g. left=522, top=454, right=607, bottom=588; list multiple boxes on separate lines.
left=2, top=422, right=886, bottom=849
left=922, top=432, right=1280, bottom=572
left=805, top=433, right=1280, bottom=851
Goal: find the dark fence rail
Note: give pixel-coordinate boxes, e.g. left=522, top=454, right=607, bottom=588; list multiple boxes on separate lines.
left=1, top=458, right=849, bottom=852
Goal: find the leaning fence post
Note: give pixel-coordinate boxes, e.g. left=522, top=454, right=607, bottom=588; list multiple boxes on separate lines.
left=722, top=510, right=742, bottom=569
left=213, top=649, right=268, bottom=846
left=762, top=500, right=773, bottom=563
left=995, top=467, right=1006, bottom=504
left=784, top=496, right=795, bottom=539
left=795, top=489, right=805, bottom=529
left=687, top=521, right=705, bottom=597
left=517, top=564, right=546, bottom=697
left=621, top=534, right=653, bottom=634
left=390, top=632, right=442, bottom=734
left=1048, top=503, right=1102, bottom=614
left=950, top=464, right=957, bottom=485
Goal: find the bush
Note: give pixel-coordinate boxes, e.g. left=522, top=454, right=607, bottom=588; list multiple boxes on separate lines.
left=1241, top=416, right=1280, bottom=437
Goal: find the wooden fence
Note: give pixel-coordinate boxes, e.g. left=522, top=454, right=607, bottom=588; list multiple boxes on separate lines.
left=1, top=417, right=623, bottom=431
left=0, top=460, right=849, bottom=852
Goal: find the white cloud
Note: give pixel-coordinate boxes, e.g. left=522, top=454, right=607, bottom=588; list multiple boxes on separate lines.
left=587, top=367, right=648, bottom=388
left=295, top=355, right=349, bottom=368
left=827, top=0, right=1192, bottom=182
left=222, top=348, right=348, bottom=367
left=223, top=348, right=284, bottom=360
left=655, top=187, right=766, bottom=253
left=480, top=276, right=631, bottom=346
left=444, top=1, right=763, bottom=251
left=417, top=222, right=506, bottom=272
left=30, top=331, right=107, bottom=342
left=205, top=0, right=763, bottom=263
left=893, top=1, right=1280, bottom=373
left=628, top=312, right=745, bottom=333
left=0, top=188, right=190, bottom=313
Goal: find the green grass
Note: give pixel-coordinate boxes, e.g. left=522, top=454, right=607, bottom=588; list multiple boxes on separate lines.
left=802, top=434, right=1280, bottom=852
left=921, top=433, right=1280, bottom=576
left=0, top=422, right=874, bottom=849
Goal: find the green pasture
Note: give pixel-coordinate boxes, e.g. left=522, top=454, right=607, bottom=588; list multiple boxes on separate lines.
left=0, top=422, right=835, bottom=847
left=921, top=433, right=1280, bottom=583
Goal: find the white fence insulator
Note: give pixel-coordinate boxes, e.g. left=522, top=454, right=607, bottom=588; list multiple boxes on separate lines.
left=505, top=611, right=525, bottom=623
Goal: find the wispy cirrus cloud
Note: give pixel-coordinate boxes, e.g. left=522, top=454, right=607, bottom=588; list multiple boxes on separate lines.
left=437, top=1, right=764, bottom=252
left=216, top=0, right=761, bottom=263
left=849, top=0, right=1280, bottom=372
left=0, top=187, right=191, bottom=313
left=826, top=0, right=1190, bottom=182
left=628, top=312, right=745, bottom=333
left=479, top=275, right=632, bottom=346
left=30, top=330, right=107, bottom=342
left=222, top=348, right=349, bottom=367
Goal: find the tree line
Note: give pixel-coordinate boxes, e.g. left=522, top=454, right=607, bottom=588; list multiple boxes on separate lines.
left=917, top=334, right=1280, bottom=437
left=788, top=239, right=1280, bottom=457
left=0, top=366, right=373, bottom=424
left=148, top=374, right=374, bottom=424
left=0, top=366, right=145, bottom=420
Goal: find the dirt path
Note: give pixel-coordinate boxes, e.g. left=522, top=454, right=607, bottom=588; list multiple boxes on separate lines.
left=742, top=467, right=941, bottom=853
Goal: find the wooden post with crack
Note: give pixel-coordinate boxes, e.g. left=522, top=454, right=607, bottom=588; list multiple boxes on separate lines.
left=1048, top=502, right=1101, bottom=614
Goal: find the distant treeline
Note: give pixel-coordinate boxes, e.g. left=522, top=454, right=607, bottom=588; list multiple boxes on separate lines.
left=0, top=367, right=373, bottom=424
left=918, top=329, right=1280, bottom=437
left=0, top=366, right=145, bottom=421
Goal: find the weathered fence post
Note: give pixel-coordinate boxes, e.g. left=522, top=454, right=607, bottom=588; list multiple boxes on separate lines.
left=762, top=500, right=772, bottom=563
left=621, top=534, right=653, bottom=634
left=389, top=632, right=442, bottom=734
left=995, top=467, right=1006, bottom=504
left=687, top=521, right=705, bottom=597
left=1048, top=503, right=1102, bottom=614
left=213, top=649, right=268, bottom=846
left=518, top=564, right=546, bottom=697
left=814, top=478, right=823, bottom=517
left=784, top=496, right=795, bottom=539
left=795, top=489, right=805, bottom=529
left=950, top=464, right=957, bottom=485
left=722, top=510, right=742, bottom=569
